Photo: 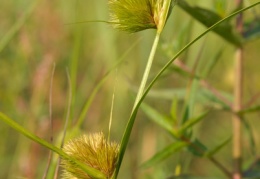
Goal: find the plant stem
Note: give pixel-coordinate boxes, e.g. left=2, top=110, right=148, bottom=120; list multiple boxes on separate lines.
left=113, top=2, right=260, bottom=178
left=114, top=31, right=161, bottom=179
left=233, top=0, right=243, bottom=178
left=133, top=32, right=161, bottom=109
left=233, top=48, right=243, bottom=179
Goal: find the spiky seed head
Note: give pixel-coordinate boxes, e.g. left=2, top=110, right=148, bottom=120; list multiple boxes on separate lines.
left=61, top=132, right=119, bottom=179
left=109, top=0, right=174, bottom=33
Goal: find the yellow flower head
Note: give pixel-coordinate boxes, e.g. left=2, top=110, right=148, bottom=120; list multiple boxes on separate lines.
left=61, top=132, right=119, bottom=179
left=109, top=0, right=174, bottom=33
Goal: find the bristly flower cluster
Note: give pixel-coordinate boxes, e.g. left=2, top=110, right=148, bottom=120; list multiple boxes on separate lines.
left=61, top=132, right=119, bottom=179
left=109, top=0, right=174, bottom=33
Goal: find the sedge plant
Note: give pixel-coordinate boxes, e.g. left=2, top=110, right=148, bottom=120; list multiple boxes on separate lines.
left=0, top=1, right=259, bottom=179
left=108, top=0, right=176, bottom=178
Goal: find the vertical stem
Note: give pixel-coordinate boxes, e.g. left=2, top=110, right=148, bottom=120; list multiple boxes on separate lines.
left=233, top=0, right=243, bottom=178
left=233, top=49, right=243, bottom=179
left=114, top=31, right=161, bottom=179
left=133, top=32, right=161, bottom=109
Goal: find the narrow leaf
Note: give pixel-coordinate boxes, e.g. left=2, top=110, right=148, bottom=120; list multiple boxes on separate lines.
left=242, top=117, right=257, bottom=156
left=178, top=112, right=208, bottom=136
left=204, top=137, right=231, bottom=157
left=141, top=102, right=174, bottom=134
left=177, top=0, right=242, bottom=46
left=188, top=138, right=207, bottom=157
left=238, top=105, right=260, bottom=114
left=0, top=112, right=106, bottom=179
left=141, top=141, right=188, bottom=169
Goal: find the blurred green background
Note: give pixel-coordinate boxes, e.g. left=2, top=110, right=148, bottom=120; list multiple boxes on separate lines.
left=0, top=0, right=260, bottom=178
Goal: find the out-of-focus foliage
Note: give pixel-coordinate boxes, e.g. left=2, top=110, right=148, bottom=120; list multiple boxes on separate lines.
left=0, top=0, right=260, bottom=178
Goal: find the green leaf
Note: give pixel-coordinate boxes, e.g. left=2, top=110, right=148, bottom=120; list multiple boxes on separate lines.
left=238, top=105, right=260, bottom=114
left=0, top=112, right=106, bottom=179
left=141, top=141, right=188, bottom=169
left=188, top=138, right=207, bottom=157
left=141, top=102, right=177, bottom=137
left=204, top=137, right=231, bottom=157
left=199, top=88, right=232, bottom=110
left=177, top=112, right=208, bottom=136
left=177, top=0, right=241, bottom=46
left=242, top=117, right=257, bottom=156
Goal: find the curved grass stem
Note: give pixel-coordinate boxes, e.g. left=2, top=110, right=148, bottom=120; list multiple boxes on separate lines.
left=114, top=2, right=260, bottom=178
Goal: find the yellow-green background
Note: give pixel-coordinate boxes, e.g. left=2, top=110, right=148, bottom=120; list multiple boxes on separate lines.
left=0, top=0, right=260, bottom=178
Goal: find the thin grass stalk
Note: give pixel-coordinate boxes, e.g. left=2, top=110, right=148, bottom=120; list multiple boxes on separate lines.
left=233, top=1, right=244, bottom=178
left=69, top=26, right=82, bottom=128
left=74, top=39, right=141, bottom=129
left=133, top=32, right=161, bottom=109
left=115, top=0, right=174, bottom=176
left=233, top=49, right=243, bottom=179
left=54, top=69, right=73, bottom=178
left=42, top=63, right=56, bottom=179
left=114, top=30, right=162, bottom=179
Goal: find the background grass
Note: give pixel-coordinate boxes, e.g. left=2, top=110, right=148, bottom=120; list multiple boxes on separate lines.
left=0, top=0, right=260, bottom=178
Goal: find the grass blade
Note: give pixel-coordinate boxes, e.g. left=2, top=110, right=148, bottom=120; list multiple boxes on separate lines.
left=204, top=137, right=231, bottom=157
left=177, top=0, right=242, bottom=46
left=177, top=112, right=207, bottom=136
left=141, top=141, right=188, bottom=169
left=141, top=102, right=176, bottom=136
left=0, top=112, right=106, bottom=179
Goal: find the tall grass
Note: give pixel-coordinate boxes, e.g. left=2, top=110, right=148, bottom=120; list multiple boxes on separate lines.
left=0, top=0, right=260, bottom=179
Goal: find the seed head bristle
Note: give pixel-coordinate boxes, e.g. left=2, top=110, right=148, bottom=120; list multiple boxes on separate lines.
left=61, top=132, right=119, bottom=179
left=109, top=0, right=174, bottom=33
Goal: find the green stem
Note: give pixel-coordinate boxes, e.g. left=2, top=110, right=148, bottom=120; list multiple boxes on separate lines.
left=114, top=2, right=259, bottom=178
left=233, top=48, right=243, bottom=179
left=114, top=31, right=161, bottom=179
left=133, top=32, right=161, bottom=109
left=233, top=1, right=244, bottom=178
